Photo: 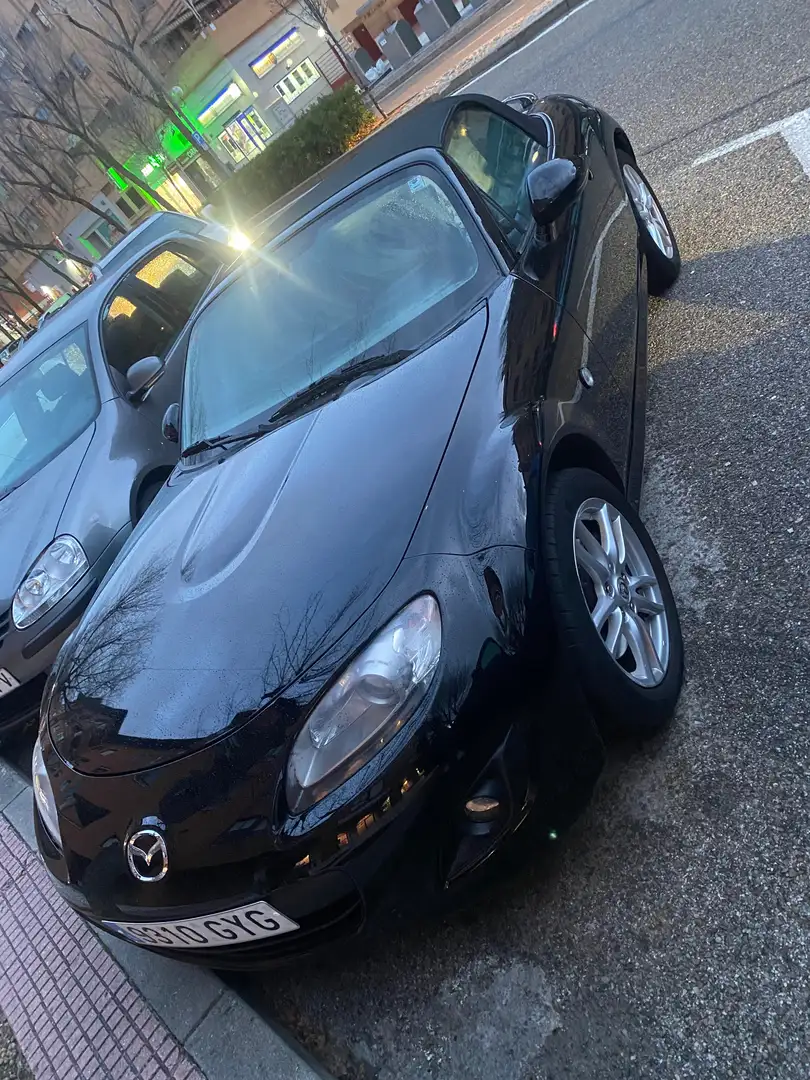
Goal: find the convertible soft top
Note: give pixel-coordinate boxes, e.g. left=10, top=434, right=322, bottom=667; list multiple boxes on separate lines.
left=253, top=92, right=523, bottom=237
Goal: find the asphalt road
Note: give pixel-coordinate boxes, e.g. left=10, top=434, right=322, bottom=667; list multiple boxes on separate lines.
left=247, top=0, right=810, bottom=1077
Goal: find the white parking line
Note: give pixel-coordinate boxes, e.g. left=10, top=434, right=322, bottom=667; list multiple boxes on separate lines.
left=692, top=107, right=810, bottom=178
left=456, top=0, right=600, bottom=90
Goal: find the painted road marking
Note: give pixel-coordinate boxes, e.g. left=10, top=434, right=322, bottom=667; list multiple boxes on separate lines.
left=457, top=0, right=600, bottom=90
left=692, top=107, right=810, bottom=178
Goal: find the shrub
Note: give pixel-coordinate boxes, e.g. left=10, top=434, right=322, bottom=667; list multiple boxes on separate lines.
left=211, top=86, right=377, bottom=220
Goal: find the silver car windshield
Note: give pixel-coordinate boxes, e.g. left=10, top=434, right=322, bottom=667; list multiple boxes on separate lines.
left=0, top=324, right=99, bottom=498
left=182, top=167, right=481, bottom=449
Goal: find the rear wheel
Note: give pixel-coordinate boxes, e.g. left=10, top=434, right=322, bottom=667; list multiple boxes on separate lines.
left=542, top=468, right=683, bottom=736
left=619, top=152, right=680, bottom=295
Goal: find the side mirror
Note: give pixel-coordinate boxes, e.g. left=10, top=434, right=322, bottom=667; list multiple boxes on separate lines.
left=162, top=402, right=180, bottom=443
left=126, top=355, right=164, bottom=402
left=503, top=92, right=538, bottom=114
left=527, top=158, right=588, bottom=226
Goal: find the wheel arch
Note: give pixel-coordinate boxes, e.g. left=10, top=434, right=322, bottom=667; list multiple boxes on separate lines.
left=545, top=431, right=625, bottom=498
left=132, top=466, right=173, bottom=523
left=612, top=125, right=636, bottom=162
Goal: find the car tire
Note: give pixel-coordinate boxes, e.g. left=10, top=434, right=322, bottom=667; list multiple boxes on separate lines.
left=618, top=151, right=681, bottom=295
left=542, top=467, right=683, bottom=736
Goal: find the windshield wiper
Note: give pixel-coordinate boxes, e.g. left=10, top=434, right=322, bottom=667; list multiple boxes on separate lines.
left=181, top=422, right=274, bottom=459
left=181, top=350, right=411, bottom=460
left=265, top=350, right=413, bottom=425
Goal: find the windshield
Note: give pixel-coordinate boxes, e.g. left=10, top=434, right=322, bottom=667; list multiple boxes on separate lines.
left=0, top=324, right=98, bottom=499
left=182, top=167, right=481, bottom=450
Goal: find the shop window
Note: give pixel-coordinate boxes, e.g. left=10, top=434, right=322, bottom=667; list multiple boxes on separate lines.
left=275, top=59, right=320, bottom=104
left=217, top=108, right=272, bottom=164
left=154, top=173, right=202, bottom=215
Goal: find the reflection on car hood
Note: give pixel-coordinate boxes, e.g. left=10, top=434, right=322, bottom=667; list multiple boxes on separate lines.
left=0, top=424, right=95, bottom=605
left=49, top=307, right=489, bottom=775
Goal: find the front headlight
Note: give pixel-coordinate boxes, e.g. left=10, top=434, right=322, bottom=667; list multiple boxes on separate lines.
left=12, top=535, right=88, bottom=629
left=32, top=738, right=62, bottom=850
left=286, top=595, right=441, bottom=814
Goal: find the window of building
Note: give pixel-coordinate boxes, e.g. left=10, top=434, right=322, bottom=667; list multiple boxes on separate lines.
left=274, top=58, right=320, bottom=104
left=18, top=207, right=40, bottom=235
left=126, top=187, right=149, bottom=211
left=31, top=4, right=50, bottom=28
left=153, top=173, right=202, bottom=215
left=249, top=28, right=302, bottom=78
left=69, top=51, right=91, bottom=79
left=16, top=21, right=36, bottom=49
left=217, top=108, right=273, bottom=164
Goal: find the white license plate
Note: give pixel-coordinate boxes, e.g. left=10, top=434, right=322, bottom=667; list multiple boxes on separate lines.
left=103, top=900, right=299, bottom=949
left=0, top=669, right=20, bottom=698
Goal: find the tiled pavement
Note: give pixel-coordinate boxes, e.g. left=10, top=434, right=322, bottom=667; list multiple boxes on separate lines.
left=0, top=760, right=325, bottom=1080
left=0, top=818, right=204, bottom=1080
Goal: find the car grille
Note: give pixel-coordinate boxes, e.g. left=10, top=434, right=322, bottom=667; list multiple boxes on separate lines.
left=0, top=672, right=46, bottom=733
left=0, top=608, right=9, bottom=649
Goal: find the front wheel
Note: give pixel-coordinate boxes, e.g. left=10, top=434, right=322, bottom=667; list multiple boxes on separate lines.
left=542, top=468, right=683, bottom=736
left=619, top=152, right=681, bottom=295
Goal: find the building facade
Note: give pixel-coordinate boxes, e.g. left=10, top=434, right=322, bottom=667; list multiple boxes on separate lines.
left=0, top=0, right=347, bottom=312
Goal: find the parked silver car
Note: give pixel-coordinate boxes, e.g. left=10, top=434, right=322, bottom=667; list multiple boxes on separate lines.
left=0, top=224, right=235, bottom=737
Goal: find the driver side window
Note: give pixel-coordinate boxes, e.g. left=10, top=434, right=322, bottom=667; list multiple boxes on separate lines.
left=444, top=106, right=546, bottom=246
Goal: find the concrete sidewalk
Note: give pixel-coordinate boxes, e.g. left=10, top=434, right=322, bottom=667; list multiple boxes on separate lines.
left=0, top=760, right=328, bottom=1080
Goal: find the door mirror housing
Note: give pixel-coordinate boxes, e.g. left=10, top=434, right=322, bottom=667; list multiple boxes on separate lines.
left=126, top=355, right=164, bottom=402
left=162, top=402, right=180, bottom=443
left=527, top=158, right=587, bottom=226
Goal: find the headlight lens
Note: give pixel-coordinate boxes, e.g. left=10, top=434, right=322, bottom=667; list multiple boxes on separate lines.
left=287, top=595, right=441, bottom=814
left=12, top=535, right=88, bottom=629
left=32, top=738, right=62, bottom=850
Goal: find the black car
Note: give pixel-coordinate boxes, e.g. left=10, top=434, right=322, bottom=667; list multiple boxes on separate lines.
left=0, top=227, right=233, bottom=738
left=35, top=92, right=684, bottom=966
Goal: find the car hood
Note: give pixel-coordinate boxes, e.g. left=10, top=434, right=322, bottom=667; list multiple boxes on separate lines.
left=0, top=424, right=94, bottom=607
left=48, top=307, right=489, bottom=776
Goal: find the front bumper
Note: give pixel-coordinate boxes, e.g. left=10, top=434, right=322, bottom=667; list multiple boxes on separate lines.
left=38, top=545, right=605, bottom=967
left=0, top=527, right=130, bottom=736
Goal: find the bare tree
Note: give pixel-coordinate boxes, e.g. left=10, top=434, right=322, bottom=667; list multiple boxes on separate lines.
left=53, top=0, right=230, bottom=182
left=0, top=19, right=176, bottom=210
left=0, top=203, right=93, bottom=286
left=0, top=270, right=45, bottom=315
left=0, top=116, right=129, bottom=232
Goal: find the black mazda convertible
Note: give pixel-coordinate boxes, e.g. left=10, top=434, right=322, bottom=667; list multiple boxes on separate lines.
left=35, top=91, right=684, bottom=966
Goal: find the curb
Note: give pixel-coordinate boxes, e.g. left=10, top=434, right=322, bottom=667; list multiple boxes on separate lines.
left=439, top=0, right=592, bottom=96
left=0, top=758, right=331, bottom=1080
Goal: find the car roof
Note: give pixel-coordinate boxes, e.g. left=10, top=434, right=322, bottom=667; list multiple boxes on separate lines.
left=94, top=211, right=207, bottom=278
left=0, top=225, right=217, bottom=385
left=253, top=93, right=501, bottom=239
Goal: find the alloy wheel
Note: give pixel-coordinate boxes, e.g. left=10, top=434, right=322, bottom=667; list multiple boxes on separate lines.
left=622, top=164, right=675, bottom=259
left=572, top=498, right=670, bottom=687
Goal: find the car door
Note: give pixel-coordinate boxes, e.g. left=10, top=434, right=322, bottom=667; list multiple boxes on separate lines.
left=443, top=100, right=630, bottom=478
left=101, top=239, right=221, bottom=450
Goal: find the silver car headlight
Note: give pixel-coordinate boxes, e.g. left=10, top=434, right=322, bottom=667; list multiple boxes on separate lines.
left=12, top=536, right=88, bottom=629
left=286, top=595, right=442, bottom=814
left=33, top=738, right=62, bottom=850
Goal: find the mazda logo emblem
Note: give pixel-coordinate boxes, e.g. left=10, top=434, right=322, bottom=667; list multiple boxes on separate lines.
left=126, top=828, right=168, bottom=883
